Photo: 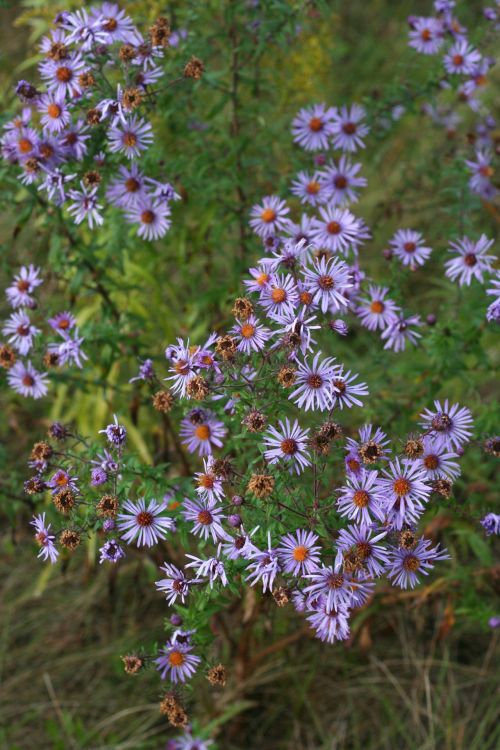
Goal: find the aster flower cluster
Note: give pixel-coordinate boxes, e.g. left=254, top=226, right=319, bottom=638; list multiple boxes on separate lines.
left=409, top=1, right=499, bottom=203
left=1, top=5, right=201, bottom=240
left=0, top=265, right=87, bottom=399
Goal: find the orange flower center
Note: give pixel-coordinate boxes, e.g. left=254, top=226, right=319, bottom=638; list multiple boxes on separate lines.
left=353, top=490, right=370, bottom=508
left=318, top=274, right=334, bottom=290
left=195, top=424, right=211, bottom=440
left=17, top=279, right=30, bottom=292
left=56, top=474, right=68, bottom=486
left=479, top=165, right=493, bottom=178
left=56, top=66, right=72, bottom=82
left=18, top=138, right=33, bottom=153
left=393, top=478, right=410, bottom=496
left=47, top=103, right=62, bottom=119
left=256, top=272, right=269, bottom=286
left=403, top=241, right=416, bottom=253
left=421, top=28, right=432, bottom=41
left=240, top=323, right=255, bottom=338
left=403, top=555, right=420, bottom=572
left=293, top=545, right=309, bottom=562
left=141, top=210, right=155, bottom=224
left=306, top=180, right=320, bottom=195
left=280, top=438, right=298, bottom=455
left=137, top=511, right=154, bottom=526
left=198, top=474, right=215, bottom=489
left=261, top=208, right=276, bottom=223
left=327, top=221, right=341, bottom=234
left=271, top=287, right=286, bottom=303
left=125, top=177, right=140, bottom=192
left=22, top=374, right=35, bottom=386
left=168, top=650, right=185, bottom=667
left=300, top=291, right=313, bottom=305
left=370, top=300, right=384, bottom=314
left=452, top=54, right=464, bottom=66
left=309, top=117, right=323, bottom=132
left=123, top=132, right=137, bottom=147
left=197, top=509, right=213, bottom=525
left=423, top=455, right=439, bottom=470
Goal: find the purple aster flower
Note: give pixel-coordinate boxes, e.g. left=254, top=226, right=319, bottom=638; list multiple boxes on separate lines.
left=335, top=524, right=389, bottom=578
left=331, top=368, right=369, bottom=409
left=480, top=513, right=500, bottom=536
left=263, top=418, right=311, bottom=474
left=310, top=205, right=365, bottom=255
left=126, top=198, right=171, bottom=240
left=47, top=468, right=79, bottom=495
left=337, top=469, right=386, bottom=525
left=39, top=55, right=87, bottom=98
left=329, top=318, right=349, bottom=336
left=99, top=539, right=125, bottom=563
left=244, top=264, right=272, bottom=294
left=245, top=533, right=281, bottom=593
left=194, top=457, right=225, bottom=502
left=90, top=3, right=137, bottom=43
left=31, top=513, right=58, bottom=563
left=7, top=360, right=48, bottom=399
left=4, top=126, right=39, bottom=162
left=106, top=163, right=146, bottom=208
left=444, top=40, right=482, bottom=75
left=291, top=103, right=336, bottom=151
left=289, top=351, right=336, bottom=411
left=486, top=274, right=500, bottom=322
left=15, top=80, right=39, bottom=103
left=318, top=156, right=367, bottom=205
left=282, top=214, right=316, bottom=246
left=6, top=265, right=43, bottom=308
left=346, top=423, right=391, bottom=463
left=464, top=149, right=497, bottom=199
left=419, top=399, right=473, bottom=451
left=271, top=310, right=320, bottom=354
left=129, top=358, right=155, bottom=382
left=100, top=415, right=127, bottom=446
left=156, top=563, right=191, bottom=604
left=387, top=537, right=450, bottom=589
left=180, top=410, right=226, bottom=456
left=331, top=104, right=369, bottom=152
left=62, top=8, right=109, bottom=50
left=37, top=93, right=70, bottom=134
left=301, top=255, right=352, bottom=312
left=378, top=458, right=431, bottom=530
left=48, top=329, right=87, bottom=368
left=2, top=311, right=40, bottom=355
left=304, top=566, right=373, bottom=610
left=356, top=285, right=400, bottom=331
left=277, top=529, right=321, bottom=576
left=182, top=497, right=227, bottom=542
left=92, top=449, right=119, bottom=474
left=259, top=273, right=299, bottom=319
left=417, top=436, right=461, bottom=480
left=230, top=315, right=271, bottom=353
left=185, top=548, right=228, bottom=588
left=408, top=17, right=445, bottom=54
left=166, top=338, right=198, bottom=396
left=38, top=167, right=76, bottom=205
left=155, top=640, right=200, bottom=683
left=108, top=115, right=153, bottom=159
left=444, top=235, right=495, bottom=286
left=91, top=466, right=108, bottom=486
left=67, top=182, right=103, bottom=228
left=117, top=498, right=173, bottom=547
left=488, top=616, right=500, bottom=628
left=144, top=177, right=181, bottom=203
left=389, top=229, right=432, bottom=270
left=345, top=451, right=363, bottom=478
left=306, top=597, right=351, bottom=643
left=381, top=313, right=422, bottom=352
left=263, top=238, right=310, bottom=273
left=249, top=195, right=290, bottom=238
left=48, top=311, right=77, bottom=334
left=221, top=527, right=257, bottom=560
left=290, top=170, right=328, bottom=206
left=103, top=519, right=115, bottom=533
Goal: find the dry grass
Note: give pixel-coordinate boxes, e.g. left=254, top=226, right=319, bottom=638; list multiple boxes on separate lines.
left=1, top=543, right=498, bottom=750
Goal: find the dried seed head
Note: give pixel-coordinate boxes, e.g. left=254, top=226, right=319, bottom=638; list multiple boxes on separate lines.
left=399, top=530, right=417, bottom=550
left=242, top=410, right=267, bottom=432
left=277, top=365, right=297, bottom=387
left=122, top=86, right=143, bottom=110
left=272, top=587, right=291, bottom=607
left=47, top=42, right=69, bottom=61
left=83, top=170, right=101, bottom=187
left=97, top=494, right=119, bottom=518
left=60, top=529, right=81, bottom=550
left=232, top=297, right=253, bottom=321
left=206, top=663, right=227, bottom=686
left=30, top=441, right=52, bottom=462
left=119, top=44, right=137, bottom=62
left=167, top=706, right=189, bottom=728
left=247, top=474, right=275, bottom=498
left=149, top=17, right=171, bottom=47
left=122, top=654, right=143, bottom=675
left=184, top=56, right=205, bottom=80
left=215, top=335, right=237, bottom=360
left=0, top=345, right=16, bottom=369
left=211, top=457, right=233, bottom=480
left=24, top=476, right=47, bottom=494
left=186, top=375, right=209, bottom=400
left=78, top=71, right=95, bottom=88
left=359, top=440, right=384, bottom=464
left=404, top=437, right=424, bottom=459
left=432, top=478, right=453, bottom=498
left=43, top=351, right=60, bottom=368
left=53, top=488, right=76, bottom=514
left=152, top=390, right=174, bottom=412
left=86, top=107, right=102, bottom=125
